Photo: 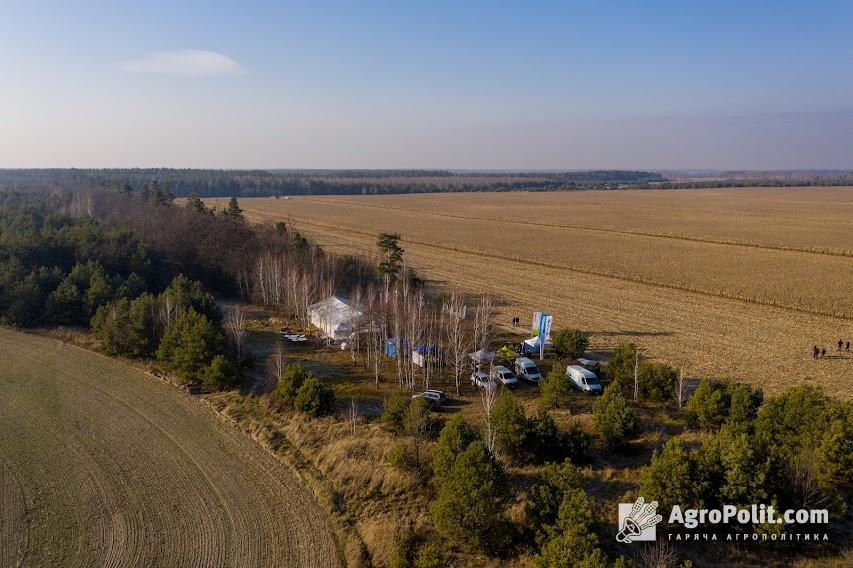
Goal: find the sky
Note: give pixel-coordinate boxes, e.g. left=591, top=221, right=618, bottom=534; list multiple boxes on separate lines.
left=1, top=0, right=852, bottom=169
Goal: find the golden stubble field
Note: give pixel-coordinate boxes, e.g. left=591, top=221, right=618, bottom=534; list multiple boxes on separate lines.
left=208, top=187, right=853, bottom=398
left=0, top=329, right=340, bottom=568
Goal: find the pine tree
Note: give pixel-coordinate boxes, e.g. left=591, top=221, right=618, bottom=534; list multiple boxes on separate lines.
left=593, top=384, right=639, bottom=450
left=223, top=196, right=243, bottom=220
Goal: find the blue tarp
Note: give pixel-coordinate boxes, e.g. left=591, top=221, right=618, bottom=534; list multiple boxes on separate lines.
left=385, top=338, right=408, bottom=358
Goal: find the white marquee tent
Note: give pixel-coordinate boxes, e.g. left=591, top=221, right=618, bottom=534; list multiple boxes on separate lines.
left=308, top=296, right=362, bottom=341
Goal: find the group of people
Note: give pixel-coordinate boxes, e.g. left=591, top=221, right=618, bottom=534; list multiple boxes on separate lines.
left=511, top=316, right=521, bottom=327
left=813, top=339, right=850, bottom=359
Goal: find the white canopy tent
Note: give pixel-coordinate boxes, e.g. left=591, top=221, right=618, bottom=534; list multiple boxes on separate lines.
left=523, top=336, right=552, bottom=351
left=469, top=349, right=495, bottom=364
left=307, top=296, right=362, bottom=341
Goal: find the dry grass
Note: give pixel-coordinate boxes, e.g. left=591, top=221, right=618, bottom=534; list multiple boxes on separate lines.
left=209, top=188, right=853, bottom=399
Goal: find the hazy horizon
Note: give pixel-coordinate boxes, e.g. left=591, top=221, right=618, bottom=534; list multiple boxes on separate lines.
left=3, top=1, right=852, bottom=170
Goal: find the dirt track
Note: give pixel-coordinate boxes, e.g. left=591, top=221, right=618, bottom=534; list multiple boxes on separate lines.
left=0, top=328, right=341, bottom=568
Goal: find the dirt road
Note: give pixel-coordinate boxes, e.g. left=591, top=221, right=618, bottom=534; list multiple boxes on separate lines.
left=0, top=328, right=341, bottom=568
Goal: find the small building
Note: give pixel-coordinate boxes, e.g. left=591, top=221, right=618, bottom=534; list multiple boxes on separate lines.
left=385, top=338, right=409, bottom=359
left=307, top=296, right=362, bottom=341
left=412, top=344, right=443, bottom=368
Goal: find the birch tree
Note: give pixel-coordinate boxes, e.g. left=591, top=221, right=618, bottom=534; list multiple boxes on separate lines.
left=443, top=292, right=470, bottom=396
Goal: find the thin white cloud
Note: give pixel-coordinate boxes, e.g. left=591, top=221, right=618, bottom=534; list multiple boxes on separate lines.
left=117, top=49, right=240, bottom=77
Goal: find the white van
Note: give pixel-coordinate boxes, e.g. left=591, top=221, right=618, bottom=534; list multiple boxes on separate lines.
left=566, top=365, right=602, bottom=395
left=490, top=365, right=518, bottom=389
left=514, top=357, right=541, bottom=383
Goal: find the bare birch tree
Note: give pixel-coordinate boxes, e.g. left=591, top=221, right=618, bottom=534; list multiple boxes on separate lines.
left=479, top=383, right=499, bottom=455
left=443, top=292, right=470, bottom=396
left=226, top=304, right=247, bottom=363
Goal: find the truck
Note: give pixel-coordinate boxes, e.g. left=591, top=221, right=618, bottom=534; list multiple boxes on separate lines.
left=490, top=365, right=518, bottom=389
left=514, top=357, right=542, bottom=383
left=566, top=364, right=602, bottom=395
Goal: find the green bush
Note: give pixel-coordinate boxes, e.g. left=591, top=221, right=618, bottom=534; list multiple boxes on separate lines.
left=684, top=378, right=726, bottom=430
left=593, top=384, right=639, bottom=450
left=431, top=441, right=505, bottom=552
left=640, top=438, right=701, bottom=511
left=536, top=488, right=603, bottom=568
left=604, top=343, right=636, bottom=390
left=383, top=390, right=412, bottom=436
left=492, top=387, right=531, bottom=462
left=525, top=460, right=586, bottom=544
left=404, top=396, right=435, bottom=439
left=638, top=360, right=677, bottom=401
left=275, top=363, right=310, bottom=407
left=432, top=415, right=477, bottom=486
left=155, top=308, right=224, bottom=383
left=91, top=293, right=158, bottom=358
left=201, top=354, right=238, bottom=392
left=684, top=379, right=763, bottom=431
left=294, top=376, right=335, bottom=417
left=413, top=542, right=448, bottom=568
left=552, top=328, right=588, bottom=359
left=389, top=442, right=420, bottom=475
left=540, top=363, right=573, bottom=410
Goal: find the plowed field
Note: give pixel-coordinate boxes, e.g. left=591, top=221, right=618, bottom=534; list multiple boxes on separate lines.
left=0, top=328, right=340, bottom=568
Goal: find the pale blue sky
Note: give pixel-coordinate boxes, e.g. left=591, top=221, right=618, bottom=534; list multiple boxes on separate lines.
left=1, top=1, right=852, bottom=169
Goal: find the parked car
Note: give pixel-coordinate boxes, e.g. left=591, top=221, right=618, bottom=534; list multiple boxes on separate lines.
left=424, top=389, right=447, bottom=403
left=412, top=391, right=442, bottom=408
left=470, top=371, right=497, bottom=390
left=514, top=357, right=541, bottom=383
left=490, top=365, right=518, bottom=389
left=566, top=364, right=602, bottom=395
left=575, top=357, right=600, bottom=373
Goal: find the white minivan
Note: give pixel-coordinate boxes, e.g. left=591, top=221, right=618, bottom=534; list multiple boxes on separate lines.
left=490, top=365, right=518, bottom=389
left=514, top=357, right=541, bottom=383
left=566, top=364, right=602, bottom=395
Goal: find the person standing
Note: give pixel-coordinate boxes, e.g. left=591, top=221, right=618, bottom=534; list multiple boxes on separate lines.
left=813, top=345, right=820, bottom=358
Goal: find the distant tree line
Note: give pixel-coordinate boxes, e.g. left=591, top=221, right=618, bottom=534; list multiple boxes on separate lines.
left=0, top=168, right=667, bottom=197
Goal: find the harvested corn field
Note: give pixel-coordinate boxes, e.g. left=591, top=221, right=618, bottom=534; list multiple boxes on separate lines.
left=0, top=328, right=340, bottom=568
left=209, top=187, right=853, bottom=398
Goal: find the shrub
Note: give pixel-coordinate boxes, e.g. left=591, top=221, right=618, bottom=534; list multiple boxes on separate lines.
left=155, top=308, right=224, bottom=383
left=684, top=378, right=726, bottom=430
left=91, top=293, right=158, bottom=358
left=275, top=363, right=310, bottom=407
left=383, top=390, right=411, bottom=436
left=389, top=442, right=420, bottom=475
left=604, top=343, right=636, bottom=390
left=640, top=438, right=701, bottom=511
left=552, top=328, right=588, bottom=359
left=536, top=488, right=603, bottom=567
left=413, top=542, right=448, bottom=568
left=684, top=379, right=763, bottom=431
left=200, top=354, right=238, bottom=392
left=638, top=361, right=677, bottom=401
left=431, top=441, right=505, bottom=552
left=525, top=460, right=586, bottom=544
left=492, top=388, right=531, bottom=462
left=540, top=363, right=573, bottom=410
left=404, top=396, right=435, bottom=439
left=562, top=422, right=592, bottom=464
left=294, top=377, right=335, bottom=417
left=432, top=416, right=477, bottom=486
left=593, top=384, right=639, bottom=450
